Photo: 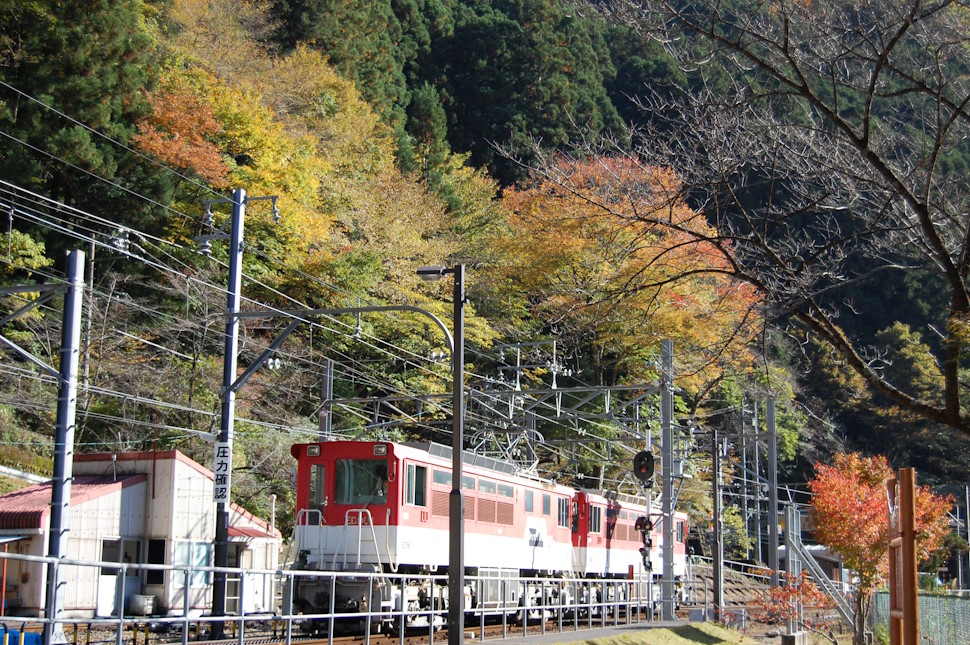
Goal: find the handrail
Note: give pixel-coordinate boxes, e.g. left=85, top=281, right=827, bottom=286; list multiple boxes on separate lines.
left=789, top=537, right=855, bottom=625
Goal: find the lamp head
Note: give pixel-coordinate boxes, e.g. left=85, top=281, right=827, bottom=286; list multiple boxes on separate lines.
left=417, top=265, right=449, bottom=281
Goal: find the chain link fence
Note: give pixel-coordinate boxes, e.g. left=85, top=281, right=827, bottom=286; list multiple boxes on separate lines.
left=871, top=592, right=970, bottom=645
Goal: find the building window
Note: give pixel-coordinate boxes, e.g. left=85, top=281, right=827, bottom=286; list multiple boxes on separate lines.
left=174, top=541, right=211, bottom=587
left=405, top=463, right=427, bottom=507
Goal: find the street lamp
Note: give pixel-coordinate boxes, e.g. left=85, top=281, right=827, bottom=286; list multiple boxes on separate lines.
left=417, top=264, right=465, bottom=645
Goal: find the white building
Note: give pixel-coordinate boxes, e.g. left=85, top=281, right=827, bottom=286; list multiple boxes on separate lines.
left=0, top=450, right=281, bottom=618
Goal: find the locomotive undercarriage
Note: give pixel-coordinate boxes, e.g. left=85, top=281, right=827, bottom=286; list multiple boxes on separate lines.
left=287, top=567, right=689, bottom=635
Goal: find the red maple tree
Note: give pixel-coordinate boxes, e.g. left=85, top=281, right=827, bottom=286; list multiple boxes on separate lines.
left=808, top=453, right=950, bottom=645
left=754, top=571, right=837, bottom=643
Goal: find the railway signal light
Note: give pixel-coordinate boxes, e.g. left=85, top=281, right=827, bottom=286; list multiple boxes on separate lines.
left=633, top=451, right=655, bottom=484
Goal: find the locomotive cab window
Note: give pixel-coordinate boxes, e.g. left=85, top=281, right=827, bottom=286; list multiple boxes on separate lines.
left=557, top=497, right=569, bottom=528
left=405, top=462, right=427, bottom=507
left=335, top=459, right=388, bottom=505
left=589, top=505, right=602, bottom=534
left=309, top=464, right=326, bottom=511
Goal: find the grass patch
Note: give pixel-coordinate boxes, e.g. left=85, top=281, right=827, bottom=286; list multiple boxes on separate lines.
left=561, top=622, right=751, bottom=645
left=0, top=474, right=32, bottom=496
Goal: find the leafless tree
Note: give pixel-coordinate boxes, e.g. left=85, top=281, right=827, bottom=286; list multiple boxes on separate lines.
left=562, top=0, right=970, bottom=435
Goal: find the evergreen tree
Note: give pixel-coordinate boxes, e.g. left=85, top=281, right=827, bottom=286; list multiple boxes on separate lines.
left=0, top=0, right=170, bottom=233
left=274, top=0, right=409, bottom=129
left=437, top=0, right=624, bottom=184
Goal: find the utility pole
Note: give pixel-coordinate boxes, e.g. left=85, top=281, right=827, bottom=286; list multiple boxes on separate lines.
left=660, top=340, right=676, bottom=621
left=44, top=249, right=85, bottom=645
left=767, top=398, right=779, bottom=585
left=712, top=425, right=724, bottom=621
left=204, top=188, right=278, bottom=638
left=211, top=188, right=246, bottom=638
left=752, top=400, right=762, bottom=564
left=741, top=402, right=748, bottom=560
left=319, top=358, right=334, bottom=439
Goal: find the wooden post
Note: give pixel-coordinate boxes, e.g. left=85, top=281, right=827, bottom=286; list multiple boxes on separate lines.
left=887, top=468, right=919, bottom=645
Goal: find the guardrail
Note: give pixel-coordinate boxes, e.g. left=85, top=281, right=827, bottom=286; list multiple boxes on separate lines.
left=0, top=551, right=699, bottom=644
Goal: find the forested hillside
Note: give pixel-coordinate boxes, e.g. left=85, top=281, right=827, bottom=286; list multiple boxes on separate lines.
left=0, top=0, right=966, bottom=540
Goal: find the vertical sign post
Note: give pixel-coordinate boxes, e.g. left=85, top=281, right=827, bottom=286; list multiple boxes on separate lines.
left=887, top=468, right=919, bottom=645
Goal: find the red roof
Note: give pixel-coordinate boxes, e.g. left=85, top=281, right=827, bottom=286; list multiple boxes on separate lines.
left=228, top=526, right=277, bottom=540
left=0, top=474, right=146, bottom=531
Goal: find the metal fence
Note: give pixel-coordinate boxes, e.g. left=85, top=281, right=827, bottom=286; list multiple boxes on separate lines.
left=0, top=550, right=700, bottom=645
left=871, top=592, right=970, bottom=645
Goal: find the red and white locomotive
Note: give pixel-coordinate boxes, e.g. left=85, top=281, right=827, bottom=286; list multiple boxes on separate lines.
left=287, top=440, right=690, bottom=631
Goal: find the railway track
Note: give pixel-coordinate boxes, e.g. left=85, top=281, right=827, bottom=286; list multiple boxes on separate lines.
left=73, top=605, right=685, bottom=645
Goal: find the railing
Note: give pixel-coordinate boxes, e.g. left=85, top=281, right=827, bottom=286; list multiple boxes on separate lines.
left=0, top=550, right=699, bottom=644
left=871, top=591, right=970, bottom=645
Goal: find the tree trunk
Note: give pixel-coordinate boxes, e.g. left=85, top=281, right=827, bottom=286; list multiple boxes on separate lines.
left=853, top=591, right=869, bottom=645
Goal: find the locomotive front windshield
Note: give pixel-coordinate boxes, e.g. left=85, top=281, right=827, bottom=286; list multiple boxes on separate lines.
left=334, top=459, right=388, bottom=505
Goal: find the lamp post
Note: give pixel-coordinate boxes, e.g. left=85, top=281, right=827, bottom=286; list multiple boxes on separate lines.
left=417, top=264, right=465, bottom=645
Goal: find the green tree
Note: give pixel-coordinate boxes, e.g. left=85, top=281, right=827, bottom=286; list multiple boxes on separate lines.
left=274, top=0, right=408, bottom=129
left=0, top=0, right=169, bottom=232
left=437, top=0, right=624, bottom=183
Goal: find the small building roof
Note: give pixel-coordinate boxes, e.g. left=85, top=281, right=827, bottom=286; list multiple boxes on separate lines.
left=228, top=526, right=278, bottom=540
left=0, top=474, right=146, bottom=530
left=0, top=451, right=282, bottom=540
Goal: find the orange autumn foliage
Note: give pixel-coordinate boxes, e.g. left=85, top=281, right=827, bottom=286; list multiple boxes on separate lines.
left=808, top=452, right=951, bottom=636
left=499, top=156, right=761, bottom=387
left=132, top=86, right=230, bottom=188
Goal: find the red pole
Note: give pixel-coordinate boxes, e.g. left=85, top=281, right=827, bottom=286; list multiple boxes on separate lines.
left=1, top=543, right=7, bottom=617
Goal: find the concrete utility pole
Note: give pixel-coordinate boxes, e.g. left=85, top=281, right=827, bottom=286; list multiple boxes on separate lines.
left=752, top=401, right=762, bottom=564
left=741, top=405, right=748, bottom=560
left=660, top=340, right=676, bottom=621
left=211, top=188, right=245, bottom=638
left=204, top=188, right=278, bottom=637
left=712, top=425, right=724, bottom=621
left=319, top=358, right=334, bottom=439
left=767, top=398, right=779, bottom=585
left=44, top=249, right=85, bottom=645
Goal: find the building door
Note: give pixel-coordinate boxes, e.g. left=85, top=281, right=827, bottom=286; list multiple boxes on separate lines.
left=96, top=539, right=141, bottom=617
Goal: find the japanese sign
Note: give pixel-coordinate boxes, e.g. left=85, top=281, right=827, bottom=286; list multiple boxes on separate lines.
left=213, top=441, right=232, bottom=503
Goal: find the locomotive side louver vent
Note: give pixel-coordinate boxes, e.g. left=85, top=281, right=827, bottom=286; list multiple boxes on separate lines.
left=497, top=502, right=514, bottom=525
left=479, top=499, right=496, bottom=523
left=432, top=490, right=449, bottom=517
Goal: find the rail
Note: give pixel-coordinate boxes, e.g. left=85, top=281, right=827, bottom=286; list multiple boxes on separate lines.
left=0, top=551, right=702, bottom=644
